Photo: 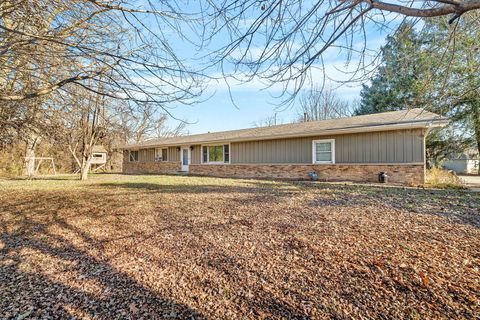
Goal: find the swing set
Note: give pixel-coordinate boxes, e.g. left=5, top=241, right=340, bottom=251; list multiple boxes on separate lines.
left=24, top=157, right=57, bottom=175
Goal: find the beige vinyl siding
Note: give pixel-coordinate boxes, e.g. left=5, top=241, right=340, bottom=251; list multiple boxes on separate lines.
left=335, top=130, right=424, bottom=163
left=191, top=145, right=201, bottom=164
left=133, top=129, right=425, bottom=164
left=233, top=137, right=312, bottom=164
left=231, top=129, right=424, bottom=164
left=168, top=147, right=180, bottom=162
left=133, top=145, right=199, bottom=163
left=138, top=148, right=155, bottom=162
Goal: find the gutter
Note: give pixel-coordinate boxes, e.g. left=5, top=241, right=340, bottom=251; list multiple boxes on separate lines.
left=425, top=117, right=450, bottom=134
left=121, top=118, right=449, bottom=150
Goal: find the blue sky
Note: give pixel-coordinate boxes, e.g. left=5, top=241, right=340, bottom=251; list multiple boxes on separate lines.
left=153, top=2, right=399, bottom=135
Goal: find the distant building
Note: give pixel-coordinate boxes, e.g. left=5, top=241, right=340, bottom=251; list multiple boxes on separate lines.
left=442, top=149, right=479, bottom=174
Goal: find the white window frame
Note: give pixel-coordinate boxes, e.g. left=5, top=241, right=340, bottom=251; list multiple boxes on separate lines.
left=129, top=150, right=139, bottom=162
left=155, top=148, right=168, bottom=162
left=312, top=139, right=335, bottom=164
left=201, top=143, right=231, bottom=164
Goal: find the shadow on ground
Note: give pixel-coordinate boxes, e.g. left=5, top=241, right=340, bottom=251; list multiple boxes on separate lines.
left=1, top=177, right=479, bottom=318
left=97, top=179, right=480, bottom=228
left=0, top=189, right=318, bottom=319
left=300, top=182, right=480, bottom=228
left=0, top=213, right=205, bottom=319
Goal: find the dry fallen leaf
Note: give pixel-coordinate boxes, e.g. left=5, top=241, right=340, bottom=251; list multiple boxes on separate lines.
left=128, top=303, right=137, bottom=312
left=0, top=174, right=478, bottom=319
left=418, top=271, right=430, bottom=286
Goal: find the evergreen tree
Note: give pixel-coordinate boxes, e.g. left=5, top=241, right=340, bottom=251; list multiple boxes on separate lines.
left=421, top=15, right=480, bottom=167
left=356, top=23, right=426, bottom=115
left=357, top=15, right=480, bottom=171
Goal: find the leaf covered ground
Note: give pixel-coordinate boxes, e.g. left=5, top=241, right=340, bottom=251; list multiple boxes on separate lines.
left=0, top=174, right=479, bottom=319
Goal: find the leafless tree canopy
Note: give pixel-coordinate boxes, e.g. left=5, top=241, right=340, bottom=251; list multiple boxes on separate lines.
left=200, top=0, right=480, bottom=100
left=3, top=1, right=479, bottom=106
left=116, top=107, right=188, bottom=145
left=0, top=0, right=203, bottom=108
left=1, top=0, right=202, bottom=178
left=251, top=113, right=282, bottom=127
left=297, top=85, right=353, bottom=122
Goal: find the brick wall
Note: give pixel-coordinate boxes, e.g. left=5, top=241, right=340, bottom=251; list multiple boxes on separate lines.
left=123, top=151, right=425, bottom=185
left=189, top=164, right=425, bottom=186
left=123, top=151, right=181, bottom=174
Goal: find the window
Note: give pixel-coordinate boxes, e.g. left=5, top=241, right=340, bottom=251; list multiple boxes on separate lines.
left=129, top=150, right=139, bottom=162
left=155, top=148, right=168, bottom=162
left=209, top=146, right=223, bottom=162
left=202, top=144, right=230, bottom=164
left=312, top=139, right=335, bottom=164
left=203, top=146, right=208, bottom=163
left=224, top=144, right=229, bottom=163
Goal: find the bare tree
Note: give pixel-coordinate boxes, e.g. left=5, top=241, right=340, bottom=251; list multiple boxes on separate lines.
left=1, top=0, right=202, bottom=179
left=0, top=97, right=48, bottom=176
left=40, top=85, right=188, bottom=179
left=54, top=83, right=109, bottom=180
left=1, top=0, right=203, bottom=105
left=155, top=119, right=188, bottom=139
left=115, top=105, right=188, bottom=144
left=251, top=113, right=281, bottom=127
left=118, top=105, right=167, bottom=145
left=199, top=1, right=480, bottom=101
left=24, top=132, right=41, bottom=177
left=297, top=85, right=353, bottom=122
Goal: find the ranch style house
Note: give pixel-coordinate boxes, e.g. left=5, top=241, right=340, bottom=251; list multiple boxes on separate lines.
left=122, top=108, right=448, bottom=185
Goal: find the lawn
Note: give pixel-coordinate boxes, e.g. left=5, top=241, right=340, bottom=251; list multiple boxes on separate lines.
left=0, top=174, right=479, bottom=319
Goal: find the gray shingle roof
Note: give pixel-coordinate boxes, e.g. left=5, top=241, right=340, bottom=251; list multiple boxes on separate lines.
left=123, top=108, right=447, bottom=149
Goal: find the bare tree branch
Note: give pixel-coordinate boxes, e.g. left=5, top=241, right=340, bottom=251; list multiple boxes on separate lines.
left=0, top=70, right=108, bottom=101
left=365, top=0, right=480, bottom=21
left=199, top=0, right=480, bottom=103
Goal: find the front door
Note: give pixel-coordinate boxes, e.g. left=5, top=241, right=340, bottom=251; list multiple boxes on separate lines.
left=181, top=147, right=190, bottom=171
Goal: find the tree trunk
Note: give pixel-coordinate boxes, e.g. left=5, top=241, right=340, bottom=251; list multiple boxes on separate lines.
left=24, top=134, right=39, bottom=177
left=80, top=156, right=92, bottom=180
left=473, top=102, right=480, bottom=175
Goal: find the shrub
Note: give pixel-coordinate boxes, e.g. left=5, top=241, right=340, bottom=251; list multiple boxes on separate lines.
left=0, top=145, right=25, bottom=177
left=426, top=167, right=464, bottom=189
